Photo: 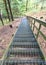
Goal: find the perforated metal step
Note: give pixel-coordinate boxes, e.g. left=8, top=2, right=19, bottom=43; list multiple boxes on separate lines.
left=10, top=42, right=39, bottom=48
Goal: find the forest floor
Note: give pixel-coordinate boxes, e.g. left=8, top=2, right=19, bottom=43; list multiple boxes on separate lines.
left=0, top=18, right=21, bottom=59
left=26, top=10, right=46, bottom=59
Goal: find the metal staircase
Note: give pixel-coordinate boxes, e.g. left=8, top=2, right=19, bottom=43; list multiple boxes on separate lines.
left=1, top=17, right=45, bottom=65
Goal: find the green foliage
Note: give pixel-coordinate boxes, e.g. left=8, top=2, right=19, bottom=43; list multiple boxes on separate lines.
left=0, top=0, right=46, bottom=17
left=11, top=0, right=26, bottom=17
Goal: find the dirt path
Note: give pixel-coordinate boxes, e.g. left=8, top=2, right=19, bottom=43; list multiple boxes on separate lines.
left=0, top=18, right=21, bottom=59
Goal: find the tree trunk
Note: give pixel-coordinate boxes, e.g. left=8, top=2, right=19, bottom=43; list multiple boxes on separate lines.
left=3, top=0, right=10, bottom=21
left=7, top=0, right=14, bottom=21
left=39, top=0, right=44, bottom=10
left=26, top=0, right=28, bottom=11
left=0, top=15, right=4, bottom=25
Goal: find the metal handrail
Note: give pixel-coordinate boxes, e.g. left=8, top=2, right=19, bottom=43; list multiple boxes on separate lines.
left=27, top=16, right=46, bottom=60
left=27, top=16, right=46, bottom=40
left=28, top=16, right=46, bottom=27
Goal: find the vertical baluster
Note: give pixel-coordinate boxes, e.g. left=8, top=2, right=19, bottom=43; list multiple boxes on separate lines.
left=33, top=20, right=35, bottom=31
left=30, top=18, right=32, bottom=28
left=36, top=24, right=41, bottom=39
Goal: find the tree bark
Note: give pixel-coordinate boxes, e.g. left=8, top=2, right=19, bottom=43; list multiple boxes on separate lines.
left=26, top=0, right=28, bottom=11
left=3, top=0, right=10, bottom=21
left=0, top=15, right=4, bottom=25
left=7, top=0, right=14, bottom=21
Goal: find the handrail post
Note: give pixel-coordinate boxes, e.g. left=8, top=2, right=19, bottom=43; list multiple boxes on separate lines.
left=33, top=20, right=35, bottom=31
left=31, top=19, right=32, bottom=28
left=36, top=24, right=41, bottom=39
